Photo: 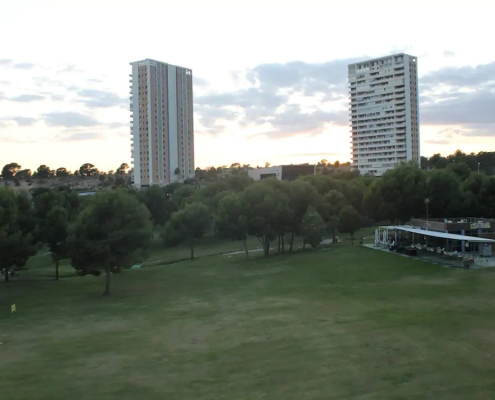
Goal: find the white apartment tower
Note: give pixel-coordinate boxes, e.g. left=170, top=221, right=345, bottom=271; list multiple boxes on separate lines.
left=130, top=59, right=194, bottom=188
left=348, top=53, right=420, bottom=176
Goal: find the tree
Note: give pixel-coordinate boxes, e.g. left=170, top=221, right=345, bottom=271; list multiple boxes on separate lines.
left=338, top=205, right=362, bottom=245
left=139, top=185, right=174, bottom=227
left=68, top=190, right=152, bottom=294
left=168, top=202, right=211, bottom=260
left=173, top=185, right=196, bottom=209
left=56, top=167, right=70, bottom=177
left=286, top=180, right=324, bottom=252
left=241, top=182, right=292, bottom=257
left=16, top=169, right=32, bottom=180
left=0, top=188, right=36, bottom=281
left=116, top=163, right=129, bottom=174
left=374, top=164, right=427, bottom=223
left=1, top=163, right=21, bottom=180
left=216, top=193, right=250, bottom=259
left=426, top=169, right=463, bottom=218
left=323, top=189, right=347, bottom=218
left=301, top=206, right=325, bottom=249
left=79, top=163, right=98, bottom=177
left=45, top=206, right=69, bottom=280
left=35, top=165, right=53, bottom=179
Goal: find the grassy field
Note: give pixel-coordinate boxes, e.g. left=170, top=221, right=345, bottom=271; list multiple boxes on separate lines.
left=2, top=239, right=495, bottom=399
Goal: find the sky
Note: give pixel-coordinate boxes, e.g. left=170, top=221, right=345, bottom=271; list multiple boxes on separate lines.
left=1, top=0, right=494, bottom=172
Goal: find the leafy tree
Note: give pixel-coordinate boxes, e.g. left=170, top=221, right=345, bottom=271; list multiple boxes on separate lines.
left=35, top=165, right=53, bottom=179
left=338, top=205, right=362, bottom=245
left=323, top=189, right=347, bottom=218
left=68, top=190, right=152, bottom=294
left=173, top=184, right=197, bottom=209
left=1, top=163, right=21, bottom=180
left=286, top=180, right=324, bottom=251
left=375, top=164, right=427, bottom=223
left=241, top=182, right=292, bottom=257
left=79, top=163, right=98, bottom=177
left=216, top=193, right=250, bottom=259
left=56, top=167, right=70, bottom=177
left=45, top=206, right=69, bottom=280
left=426, top=169, right=463, bottom=217
left=300, top=206, right=325, bottom=249
left=116, top=163, right=129, bottom=174
left=0, top=188, right=36, bottom=281
left=16, top=169, right=32, bottom=180
left=139, top=185, right=174, bottom=227
left=168, top=202, right=211, bottom=260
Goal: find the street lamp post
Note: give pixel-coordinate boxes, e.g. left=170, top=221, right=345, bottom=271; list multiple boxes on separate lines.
left=425, top=198, right=430, bottom=230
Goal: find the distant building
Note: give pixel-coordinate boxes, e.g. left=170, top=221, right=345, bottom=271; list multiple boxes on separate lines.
left=130, top=59, right=194, bottom=188
left=348, top=53, right=420, bottom=176
left=248, top=165, right=316, bottom=181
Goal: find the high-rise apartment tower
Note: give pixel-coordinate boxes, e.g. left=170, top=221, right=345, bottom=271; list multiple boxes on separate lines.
left=348, top=53, right=420, bottom=176
left=130, top=59, right=194, bottom=188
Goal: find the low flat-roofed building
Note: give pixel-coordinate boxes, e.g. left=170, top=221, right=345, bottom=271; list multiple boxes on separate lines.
left=248, top=164, right=316, bottom=181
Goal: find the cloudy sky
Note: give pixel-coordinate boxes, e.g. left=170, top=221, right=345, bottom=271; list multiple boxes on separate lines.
left=1, top=0, right=494, bottom=172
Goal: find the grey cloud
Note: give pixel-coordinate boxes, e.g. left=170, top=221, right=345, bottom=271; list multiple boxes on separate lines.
left=9, top=117, right=37, bottom=126
left=196, top=58, right=360, bottom=137
left=109, top=122, right=128, bottom=129
left=43, top=111, right=99, bottom=127
left=14, top=62, right=35, bottom=70
left=261, top=104, right=346, bottom=138
left=247, top=58, right=363, bottom=95
left=88, top=78, right=103, bottom=83
left=443, top=50, right=455, bottom=57
left=194, top=77, right=208, bottom=86
left=421, top=61, right=495, bottom=87
left=0, top=59, right=12, bottom=65
left=33, top=76, right=64, bottom=88
left=10, top=94, right=45, bottom=102
left=57, top=131, right=106, bottom=141
left=421, top=89, right=495, bottom=125
left=77, top=89, right=127, bottom=108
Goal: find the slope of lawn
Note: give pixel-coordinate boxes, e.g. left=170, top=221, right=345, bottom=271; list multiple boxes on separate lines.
left=2, top=242, right=495, bottom=400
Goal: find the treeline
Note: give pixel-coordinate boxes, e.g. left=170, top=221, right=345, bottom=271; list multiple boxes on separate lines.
left=2, top=152, right=495, bottom=294
left=421, top=150, right=495, bottom=175
left=1, top=162, right=132, bottom=188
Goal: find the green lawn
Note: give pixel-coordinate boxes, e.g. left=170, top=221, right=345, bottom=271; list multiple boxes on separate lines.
left=2, top=242, right=495, bottom=399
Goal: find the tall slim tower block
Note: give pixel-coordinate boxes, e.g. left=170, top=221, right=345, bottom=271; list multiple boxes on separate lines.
left=130, top=59, right=194, bottom=188
left=348, top=53, right=420, bottom=176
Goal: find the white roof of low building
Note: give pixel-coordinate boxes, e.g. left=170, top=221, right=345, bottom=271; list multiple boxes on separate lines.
left=380, top=225, right=495, bottom=243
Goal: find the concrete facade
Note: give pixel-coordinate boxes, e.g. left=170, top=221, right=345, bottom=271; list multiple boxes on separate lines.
left=130, top=59, right=194, bottom=188
left=348, top=53, right=420, bottom=176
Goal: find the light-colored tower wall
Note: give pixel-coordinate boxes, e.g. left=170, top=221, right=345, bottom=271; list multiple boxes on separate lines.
left=130, top=59, right=195, bottom=188
left=348, top=53, right=420, bottom=176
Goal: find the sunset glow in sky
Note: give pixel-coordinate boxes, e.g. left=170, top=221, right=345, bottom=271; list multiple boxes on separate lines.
left=1, top=0, right=494, bottom=172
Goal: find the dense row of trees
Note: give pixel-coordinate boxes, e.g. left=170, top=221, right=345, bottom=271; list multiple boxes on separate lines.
left=1, top=162, right=130, bottom=181
left=2, top=149, right=495, bottom=294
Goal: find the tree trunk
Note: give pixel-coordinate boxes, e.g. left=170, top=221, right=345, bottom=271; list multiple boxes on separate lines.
left=55, top=257, right=59, bottom=281
left=263, top=236, right=270, bottom=257
left=4, top=268, right=8, bottom=282
left=277, top=236, right=281, bottom=255
left=190, top=246, right=194, bottom=260
left=103, top=263, right=111, bottom=295
left=242, top=238, right=249, bottom=260
left=351, top=234, right=354, bottom=245
left=281, top=236, right=285, bottom=253
left=289, top=232, right=294, bottom=252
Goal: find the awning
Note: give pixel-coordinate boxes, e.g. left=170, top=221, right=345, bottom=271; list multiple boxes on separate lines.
left=380, top=225, right=495, bottom=243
